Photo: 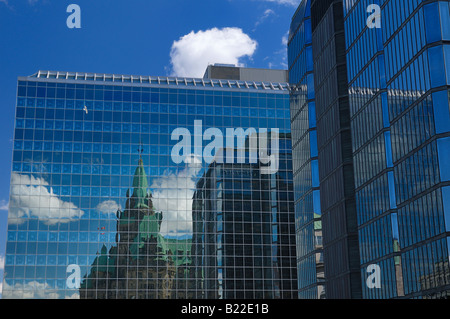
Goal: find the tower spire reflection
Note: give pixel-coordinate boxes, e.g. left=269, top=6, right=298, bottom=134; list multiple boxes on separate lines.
left=80, top=155, right=175, bottom=299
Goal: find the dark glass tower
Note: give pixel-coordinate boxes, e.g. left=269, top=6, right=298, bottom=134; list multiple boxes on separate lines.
left=288, top=0, right=325, bottom=299
left=191, top=134, right=297, bottom=299
left=310, top=0, right=362, bottom=299
left=290, top=0, right=450, bottom=299
left=343, top=0, right=450, bottom=299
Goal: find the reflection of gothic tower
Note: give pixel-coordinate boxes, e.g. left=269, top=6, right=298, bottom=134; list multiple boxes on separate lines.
left=80, top=156, right=176, bottom=299
left=116, top=157, right=163, bottom=258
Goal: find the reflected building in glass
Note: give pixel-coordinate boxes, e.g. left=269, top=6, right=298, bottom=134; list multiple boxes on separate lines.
left=289, top=0, right=450, bottom=299
left=191, top=134, right=297, bottom=299
left=2, top=66, right=296, bottom=299
left=78, top=155, right=193, bottom=299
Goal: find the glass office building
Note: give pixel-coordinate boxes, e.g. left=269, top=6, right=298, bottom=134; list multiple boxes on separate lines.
left=191, top=134, right=297, bottom=299
left=2, top=68, right=296, bottom=299
left=309, top=0, right=362, bottom=299
left=289, top=0, right=362, bottom=299
left=343, top=0, right=450, bottom=298
left=289, top=0, right=450, bottom=298
left=288, top=0, right=325, bottom=299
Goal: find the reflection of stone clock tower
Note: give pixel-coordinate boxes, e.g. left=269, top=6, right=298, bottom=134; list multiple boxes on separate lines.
left=79, top=156, right=176, bottom=299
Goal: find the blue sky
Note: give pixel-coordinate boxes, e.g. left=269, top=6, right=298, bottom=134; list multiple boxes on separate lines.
left=0, top=0, right=299, bottom=296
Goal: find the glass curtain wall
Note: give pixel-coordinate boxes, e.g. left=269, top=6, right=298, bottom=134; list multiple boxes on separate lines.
left=343, top=0, right=450, bottom=299
left=3, top=71, right=297, bottom=299
left=288, top=0, right=325, bottom=299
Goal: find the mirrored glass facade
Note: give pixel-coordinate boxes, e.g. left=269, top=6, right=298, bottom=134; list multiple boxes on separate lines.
left=310, top=0, right=362, bottom=299
left=288, top=0, right=326, bottom=299
left=290, top=0, right=450, bottom=299
left=343, top=0, right=450, bottom=299
left=3, top=70, right=297, bottom=299
left=191, top=134, right=297, bottom=299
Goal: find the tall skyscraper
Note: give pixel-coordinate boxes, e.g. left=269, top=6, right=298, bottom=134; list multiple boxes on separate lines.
left=191, top=134, right=297, bottom=299
left=2, top=67, right=296, bottom=299
left=310, top=0, right=362, bottom=299
left=288, top=0, right=326, bottom=299
left=344, top=0, right=450, bottom=299
left=290, top=0, right=450, bottom=299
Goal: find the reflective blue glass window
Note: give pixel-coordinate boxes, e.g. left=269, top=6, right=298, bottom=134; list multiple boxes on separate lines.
left=308, top=102, right=316, bottom=129
left=305, top=18, right=312, bottom=44
left=446, top=237, right=450, bottom=263
left=445, top=45, right=450, bottom=84
left=440, top=2, right=450, bottom=40
left=443, top=187, right=450, bottom=232
left=313, top=190, right=321, bottom=216
left=391, top=213, right=399, bottom=243
left=311, top=159, right=319, bottom=188
left=437, top=137, right=450, bottom=182
left=388, top=172, right=397, bottom=209
left=307, top=74, right=315, bottom=100
left=425, top=3, right=442, bottom=43
left=428, top=45, right=446, bottom=88
left=306, top=46, right=313, bottom=72
left=309, top=130, right=318, bottom=158
left=384, top=131, right=393, bottom=168
left=432, top=90, right=450, bottom=134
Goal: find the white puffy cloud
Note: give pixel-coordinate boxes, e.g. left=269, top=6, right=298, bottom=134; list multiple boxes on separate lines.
left=8, top=173, right=83, bottom=225
left=150, top=155, right=202, bottom=237
left=96, top=200, right=122, bottom=215
left=2, top=280, right=78, bottom=299
left=2, top=281, right=59, bottom=299
left=169, top=27, right=258, bottom=78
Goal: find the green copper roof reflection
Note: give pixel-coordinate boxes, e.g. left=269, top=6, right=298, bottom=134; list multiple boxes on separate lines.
left=159, top=236, right=192, bottom=266
left=132, top=158, right=150, bottom=209
left=80, top=245, right=116, bottom=289
left=140, top=213, right=162, bottom=240
left=129, top=212, right=192, bottom=267
left=92, top=244, right=116, bottom=273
